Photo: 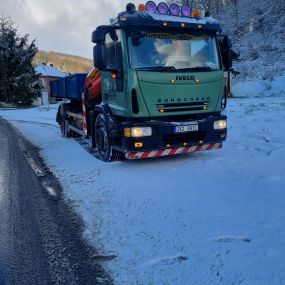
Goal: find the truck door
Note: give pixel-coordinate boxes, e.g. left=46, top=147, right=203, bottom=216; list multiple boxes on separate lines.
left=102, top=31, right=125, bottom=116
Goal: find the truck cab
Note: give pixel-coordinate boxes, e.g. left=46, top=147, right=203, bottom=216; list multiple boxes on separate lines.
left=88, top=2, right=231, bottom=161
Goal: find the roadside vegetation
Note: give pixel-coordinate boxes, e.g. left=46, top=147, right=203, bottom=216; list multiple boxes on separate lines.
left=0, top=17, right=40, bottom=107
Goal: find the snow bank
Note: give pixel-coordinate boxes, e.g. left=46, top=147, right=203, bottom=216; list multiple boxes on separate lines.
left=1, top=79, right=285, bottom=284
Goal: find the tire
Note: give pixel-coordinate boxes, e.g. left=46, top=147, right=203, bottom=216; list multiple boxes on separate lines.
left=94, top=113, right=123, bottom=162
left=59, top=104, right=72, bottom=138
left=95, top=113, right=112, bottom=162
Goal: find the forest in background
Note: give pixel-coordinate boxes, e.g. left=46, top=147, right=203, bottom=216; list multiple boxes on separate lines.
left=33, top=50, right=93, bottom=74
left=170, top=0, right=285, bottom=81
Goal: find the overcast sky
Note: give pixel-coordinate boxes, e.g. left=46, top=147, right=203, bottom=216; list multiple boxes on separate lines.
left=1, top=0, right=142, bottom=58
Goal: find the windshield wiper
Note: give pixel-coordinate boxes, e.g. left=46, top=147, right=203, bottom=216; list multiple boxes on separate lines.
left=135, top=66, right=177, bottom=72
left=176, top=66, right=214, bottom=72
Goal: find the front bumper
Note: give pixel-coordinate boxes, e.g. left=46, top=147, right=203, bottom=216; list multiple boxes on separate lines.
left=125, top=142, right=223, bottom=160
left=120, top=115, right=227, bottom=153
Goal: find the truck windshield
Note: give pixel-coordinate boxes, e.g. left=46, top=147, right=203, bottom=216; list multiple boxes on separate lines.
left=127, top=32, right=220, bottom=71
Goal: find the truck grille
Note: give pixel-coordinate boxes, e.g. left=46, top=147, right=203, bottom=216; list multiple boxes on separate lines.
left=157, top=102, right=209, bottom=113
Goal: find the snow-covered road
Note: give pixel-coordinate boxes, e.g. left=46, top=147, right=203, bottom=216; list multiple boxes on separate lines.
left=1, top=78, right=285, bottom=284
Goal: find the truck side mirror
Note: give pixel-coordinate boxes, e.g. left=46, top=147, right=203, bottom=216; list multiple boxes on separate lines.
left=109, top=30, right=118, bottom=42
left=94, top=43, right=106, bottom=70
left=92, top=27, right=118, bottom=43
left=224, top=49, right=233, bottom=71
left=218, top=35, right=233, bottom=71
left=223, top=36, right=232, bottom=49
left=92, top=29, right=106, bottom=43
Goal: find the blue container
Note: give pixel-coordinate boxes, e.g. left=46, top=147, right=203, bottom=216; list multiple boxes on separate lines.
left=50, top=80, right=58, bottom=97
left=50, top=73, right=87, bottom=100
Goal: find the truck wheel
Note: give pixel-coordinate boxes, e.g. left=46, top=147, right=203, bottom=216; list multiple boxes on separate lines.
left=59, top=104, right=72, bottom=138
left=95, top=113, right=112, bottom=162
left=94, top=113, right=124, bottom=162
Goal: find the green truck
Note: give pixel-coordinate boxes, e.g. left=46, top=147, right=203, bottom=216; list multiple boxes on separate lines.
left=52, top=1, right=233, bottom=162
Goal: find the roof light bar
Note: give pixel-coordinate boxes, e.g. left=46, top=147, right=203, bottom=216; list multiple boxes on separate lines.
left=145, top=1, right=157, bottom=13
left=181, top=5, right=191, bottom=17
left=144, top=2, right=203, bottom=19
left=192, top=8, right=201, bottom=17
left=126, top=3, right=136, bottom=12
left=157, top=2, right=169, bottom=14
left=169, top=3, right=180, bottom=16
left=138, top=4, right=145, bottom=11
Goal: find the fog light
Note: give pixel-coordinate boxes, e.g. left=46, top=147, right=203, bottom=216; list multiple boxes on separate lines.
left=135, top=142, right=143, bottom=148
left=220, top=133, right=226, bottom=138
left=214, top=120, right=227, bottom=130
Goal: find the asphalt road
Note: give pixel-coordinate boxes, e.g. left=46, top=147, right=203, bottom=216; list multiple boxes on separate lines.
left=0, top=118, right=112, bottom=285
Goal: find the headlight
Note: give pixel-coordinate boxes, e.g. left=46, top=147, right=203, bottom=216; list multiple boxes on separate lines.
left=124, top=127, right=152, bottom=137
left=213, top=120, right=227, bottom=130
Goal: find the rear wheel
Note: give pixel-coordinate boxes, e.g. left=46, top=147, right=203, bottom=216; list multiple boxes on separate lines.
left=59, top=104, right=72, bottom=138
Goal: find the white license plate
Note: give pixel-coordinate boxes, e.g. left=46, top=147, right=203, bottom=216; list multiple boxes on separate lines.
left=175, top=124, right=198, bottom=133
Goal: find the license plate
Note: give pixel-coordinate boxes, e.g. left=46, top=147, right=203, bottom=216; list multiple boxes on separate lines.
left=175, top=124, right=198, bottom=133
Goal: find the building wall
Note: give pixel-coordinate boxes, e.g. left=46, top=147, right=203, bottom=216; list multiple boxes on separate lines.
left=39, top=76, right=60, bottom=103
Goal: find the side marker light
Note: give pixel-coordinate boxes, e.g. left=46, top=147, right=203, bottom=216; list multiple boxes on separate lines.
left=138, top=4, right=145, bottom=11
left=124, top=128, right=131, bottom=137
left=192, top=8, right=201, bottom=17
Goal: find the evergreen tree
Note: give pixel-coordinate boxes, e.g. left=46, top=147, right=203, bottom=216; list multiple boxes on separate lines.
left=0, top=17, right=40, bottom=106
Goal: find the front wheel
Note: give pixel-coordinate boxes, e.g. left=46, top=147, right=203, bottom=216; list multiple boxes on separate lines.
left=95, top=113, right=112, bottom=162
left=94, top=113, right=124, bottom=162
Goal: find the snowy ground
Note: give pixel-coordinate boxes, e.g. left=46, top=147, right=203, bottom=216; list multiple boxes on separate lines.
left=1, top=77, right=285, bottom=285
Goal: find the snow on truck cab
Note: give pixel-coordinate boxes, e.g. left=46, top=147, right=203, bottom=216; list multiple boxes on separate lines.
left=51, top=1, right=233, bottom=162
